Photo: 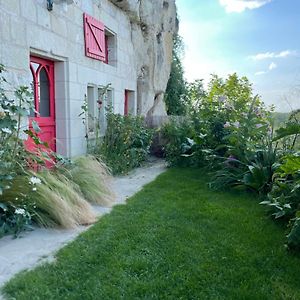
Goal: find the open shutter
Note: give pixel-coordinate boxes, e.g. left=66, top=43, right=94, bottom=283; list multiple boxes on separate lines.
left=83, top=13, right=106, bottom=62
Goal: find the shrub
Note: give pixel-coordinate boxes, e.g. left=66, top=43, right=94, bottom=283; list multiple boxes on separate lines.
left=287, top=217, right=300, bottom=250
left=96, top=113, right=153, bottom=174
left=0, top=64, right=42, bottom=236
left=161, top=117, right=206, bottom=167
left=0, top=202, right=32, bottom=238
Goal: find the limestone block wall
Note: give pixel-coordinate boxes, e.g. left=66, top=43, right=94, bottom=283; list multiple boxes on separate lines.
left=0, top=0, right=177, bottom=157
left=0, top=0, right=138, bottom=156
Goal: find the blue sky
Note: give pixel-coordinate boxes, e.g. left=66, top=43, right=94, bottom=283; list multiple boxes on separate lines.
left=176, top=0, right=300, bottom=111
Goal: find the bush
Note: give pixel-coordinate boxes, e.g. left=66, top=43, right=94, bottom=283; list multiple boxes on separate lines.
left=0, top=64, right=41, bottom=236
left=0, top=202, right=32, bottom=238
left=161, top=117, right=206, bottom=167
left=96, top=113, right=153, bottom=174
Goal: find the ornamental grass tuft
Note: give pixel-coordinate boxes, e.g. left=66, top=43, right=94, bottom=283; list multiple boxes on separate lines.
left=66, top=156, right=115, bottom=207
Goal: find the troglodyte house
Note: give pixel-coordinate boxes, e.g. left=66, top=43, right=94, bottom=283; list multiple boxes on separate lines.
left=0, top=0, right=177, bottom=156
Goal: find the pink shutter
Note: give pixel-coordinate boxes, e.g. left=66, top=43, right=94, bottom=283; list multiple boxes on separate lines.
left=83, top=13, right=106, bottom=62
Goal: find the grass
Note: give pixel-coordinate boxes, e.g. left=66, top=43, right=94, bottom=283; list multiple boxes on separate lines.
left=66, top=156, right=115, bottom=206
left=1, top=156, right=114, bottom=230
left=3, top=168, right=300, bottom=299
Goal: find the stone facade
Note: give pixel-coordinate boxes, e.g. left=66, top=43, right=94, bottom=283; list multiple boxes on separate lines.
left=0, top=0, right=177, bottom=157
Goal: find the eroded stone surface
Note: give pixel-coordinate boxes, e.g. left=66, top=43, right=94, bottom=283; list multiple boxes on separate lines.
left=110, top=0, right=178, bottom=117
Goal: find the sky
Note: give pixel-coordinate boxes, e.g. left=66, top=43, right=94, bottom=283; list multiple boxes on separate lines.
left=176, top=0, right=300, bottom=112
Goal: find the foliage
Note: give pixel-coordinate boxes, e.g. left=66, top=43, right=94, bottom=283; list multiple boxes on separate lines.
left=4, top=169, right=300, bottom=299
left=164, top=35, right=188, bottom=115
left=0, top=202, right=32, bottom=238
left=212, top=145, right=279, bottom=194
left=0, top=64, right=42, bottom=236
left=194, top=74, right=271, bottom=159
left=162, top=73, right=271, bottom=167
left=287, top=218, right=300, bottom=250
left=271, top=110, right=300, bottom=151
left=161, top=117, right=207, bottom=167
left=0, top=65, right=33, bottom=195
left=261, top=155, right=300, bottom=221
left=97, top=113, right=153, bottom=174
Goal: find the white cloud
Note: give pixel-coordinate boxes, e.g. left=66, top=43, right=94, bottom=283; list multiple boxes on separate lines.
left=255, top=71, right=267, bottom=76
left=269, top=62, right=277, bottom=70
left=219, top=0, right=272, bottom=13
left=254, top=62, right=277, bottom=76
left=250, top=50, right=297, bottom=61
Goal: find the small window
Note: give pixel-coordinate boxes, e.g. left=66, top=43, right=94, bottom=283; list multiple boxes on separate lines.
left=87, top=86, right=97, bottom=134
left=124, top=90, right=135, bottom=116
left=104, top=29, right=117, bottom=66
left=98, top=86, right=113, bottom=135
left=39, top=68, right=50, bottom=117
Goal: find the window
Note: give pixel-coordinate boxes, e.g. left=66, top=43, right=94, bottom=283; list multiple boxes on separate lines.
left=104, top=29, right=117, bottom=66
left=87, top=86, right=96, bottom=134
left=86, top=85, right=113, bottom=137
left=83, top=13, right=106, bottom=62
left=124, top=90, right=135, bottom=116
left=98, top=86, right=113, bottom=135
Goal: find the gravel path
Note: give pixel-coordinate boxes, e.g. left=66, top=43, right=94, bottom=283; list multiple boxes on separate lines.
left=0, top=159, right=166, bottom=290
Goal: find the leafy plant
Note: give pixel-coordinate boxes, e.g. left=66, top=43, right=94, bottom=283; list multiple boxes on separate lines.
left=287, top=217, right=300, bottom=250
left=261, top=155, right=300, bottom=219
left=161, top=117, right=206, bottom=167
left=97, top=113, right=153, bottom=174
left=0, top=203, right=32, bottom=238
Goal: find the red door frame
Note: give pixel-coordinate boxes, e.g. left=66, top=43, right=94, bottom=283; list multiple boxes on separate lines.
left=29, top=56, right=56, bottom=152
left=124, top=90, right=129, bottom=116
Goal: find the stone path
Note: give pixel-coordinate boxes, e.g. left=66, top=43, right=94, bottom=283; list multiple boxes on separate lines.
left=0, top=159, right=166, bottom=291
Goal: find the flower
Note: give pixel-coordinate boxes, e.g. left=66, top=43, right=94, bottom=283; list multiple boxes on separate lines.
left=29, top=176, right=42, bottom=185
left=32, top=187, right=37, bottom=191
left=1, top=127, right=12, bottom=134
left=15, top=208, right=26, bottom=215
left=256, top=123, right=263, bottom=128
left=224, top=122, right=231, bottom=128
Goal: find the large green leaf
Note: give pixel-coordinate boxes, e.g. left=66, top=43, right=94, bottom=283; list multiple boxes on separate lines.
left=273, top=122, right=300, bottom=141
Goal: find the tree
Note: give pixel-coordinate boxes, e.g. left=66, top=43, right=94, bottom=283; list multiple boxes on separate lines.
left=164, top=35, right=187, bottom=115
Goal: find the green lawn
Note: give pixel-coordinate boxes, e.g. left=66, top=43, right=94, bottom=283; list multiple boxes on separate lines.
left=3, top=168, right=300, bottom=299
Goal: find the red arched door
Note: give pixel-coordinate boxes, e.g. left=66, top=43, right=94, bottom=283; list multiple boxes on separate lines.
left=26, top=56, right=56, bottom=152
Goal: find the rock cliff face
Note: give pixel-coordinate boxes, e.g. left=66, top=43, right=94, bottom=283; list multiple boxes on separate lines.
left=109, top=0, right=178, bottom=117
